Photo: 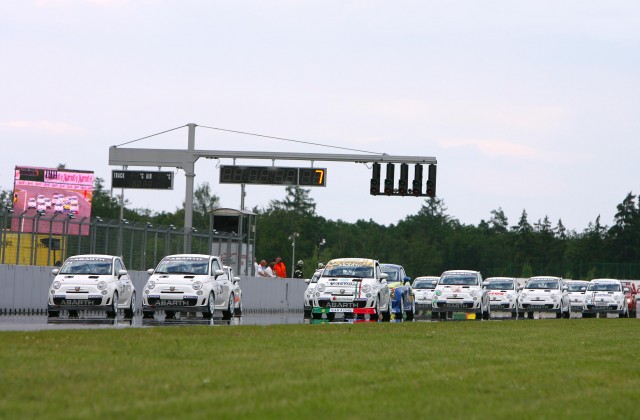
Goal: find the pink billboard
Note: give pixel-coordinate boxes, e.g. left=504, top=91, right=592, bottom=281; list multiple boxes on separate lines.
left=12, top=166, right=94, bottom=235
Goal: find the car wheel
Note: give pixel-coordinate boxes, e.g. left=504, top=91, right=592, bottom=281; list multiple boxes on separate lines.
left=47, top=310, right=59, bottom=318
left=482, top=301, right=490, bottom=320
left=398, top=296, right=406, bottom=321
left=222, top=293, right=234, bottom=320
left=382, top=298, right=392, bottom=322
left=439, top=311, right=447, bottom=321
left=303, top=309, right=311, bottom=318
left=327, top=312, right=335, bottom=321
left=511, top=311, right=518, bottom=319
left=203, top=292, right=215, bottom=319
left=124, top=292, right=136, bottom=318
left=527, top=312, right=534, bottom=319
left=371, top=298, right=380, bottom=321
left=106, top=292, right=118, bottom=318
left=311, top=311, right=322, bottom=320
left=142, top=310, right=154, bottom=319
left=165, top=310, right=176, bottom=319
left=406, top=301, right=415, bottom=321
left=234, top=301, right=243, bottom=316
left=68, top=310, right=79, bottom=318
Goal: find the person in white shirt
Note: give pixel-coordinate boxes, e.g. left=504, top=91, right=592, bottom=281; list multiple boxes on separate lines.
left=256, top=260, right=268, bottom=277
left=264, top=261, right=277, bottom=277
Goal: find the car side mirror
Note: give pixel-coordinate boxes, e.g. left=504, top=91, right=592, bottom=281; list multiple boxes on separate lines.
left=118, top=269, right=128, bottom=278
left=214, top=269, right=225, bottom=279
left=518, top=286, right=523, bottom=291
left=147, top=268, right=154, bottom=275
left=580, top=287, right=586, bottom=292
left=431, top=280, right=438, bottom=286
left=233, top=276, right=241, bottom=283
left=305, top=278, right=310, bottom=284
left=404, top=281, right=410, bottom=286
left=52, top=268, right=60, bottom=275
left=380, top=273, right=388, bottom=282
left=624, top=287, right=630, bottom=293
left=562, top=286, right=568, bottom=291
left=482, top=281, right=489, bottom=286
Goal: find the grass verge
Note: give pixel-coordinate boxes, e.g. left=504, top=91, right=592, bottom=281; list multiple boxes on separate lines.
left=1, top=320, right=639, bottom=419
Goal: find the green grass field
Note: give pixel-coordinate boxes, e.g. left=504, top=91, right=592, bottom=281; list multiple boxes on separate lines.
left=1, top=319, right=639, bottom=419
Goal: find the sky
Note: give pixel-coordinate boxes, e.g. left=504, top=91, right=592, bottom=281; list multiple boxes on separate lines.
left=1, top=0, right=639, bottom=233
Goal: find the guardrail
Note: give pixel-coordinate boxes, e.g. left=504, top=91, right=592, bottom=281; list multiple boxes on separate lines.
left=0, top=264, right=307, bottom=313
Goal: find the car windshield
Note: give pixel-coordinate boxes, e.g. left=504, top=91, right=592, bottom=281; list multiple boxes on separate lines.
left=413, top=280, right=435, bottom=289
left=155, top=257, right=209, bottom=275
left=567, top=283, right=587, bottom=292
left=323, top=264, right=374, bottom=278
left=60, top=258, right=112, bottom=275
left=439, top=274, right=478, bottom=286
left=485, top=281, right=515, bottom=290
left=526, top=280, right=559, bottom=289
left=588, top=283, right=621, bottom=292
left=381, top=268, right=400, bottom=282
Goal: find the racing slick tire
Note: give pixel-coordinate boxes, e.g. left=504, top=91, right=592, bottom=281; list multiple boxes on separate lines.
left=106, top=292, right=118, bottom=319
left=527, top=312, right=534, bottom=319
left=397, top=296, right=406, bottom=321
left=142, top=310, right=155, bottom=319
left=326, top=313, right=336, bottom=321
left=406, top=302, right=415, bottom=321
left=311, top=312, right=322, bottom=320
left=482, top=303, right=490, bottom=320
left=303, top=309, right=311, bottom=318
left=371, top=298, right=381, bottom=321
left=47, top=310, right=60, bottom=318
left=222, top=293, right=234, bottom=320
left=203, top=292, right=215, bottom=319
left=234, top=301, right=243, bottom=316
left=68, top=310, right=79, bottom=318
left=620, top=306, right=629, bottom=318
left=511, top=311, right=518, bottom=319
left=124, top=292, right=136, bottom=319
left=381, top=298, right=392, bottom=322
left=165, top=311, right=176, bottom=319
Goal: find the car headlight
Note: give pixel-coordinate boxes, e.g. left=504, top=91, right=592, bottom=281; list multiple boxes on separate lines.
left=470, top=290, right=478, bottom=297
left=317, top=284, right=325, bottom=292
left=97, top=281, right=107, bottom=290
left=192, top=281, right=203, bottom=290
left=147, top=280, right=156, bottom=290
left=52, top=281, right=61, bottom=290
left=550, top=293, right=558, bottom=299
left=361, top=284, right=371, bottom=293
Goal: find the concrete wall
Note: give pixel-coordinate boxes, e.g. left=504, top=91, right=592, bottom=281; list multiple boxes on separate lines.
left=0, top=264, right=307, bottom=312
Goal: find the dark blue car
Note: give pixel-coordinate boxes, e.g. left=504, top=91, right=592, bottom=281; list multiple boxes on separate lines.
left=380, top=263, right=414, bottom=321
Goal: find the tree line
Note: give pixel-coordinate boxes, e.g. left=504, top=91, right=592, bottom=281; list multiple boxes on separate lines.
left=3, top=179, right=640, bottom=280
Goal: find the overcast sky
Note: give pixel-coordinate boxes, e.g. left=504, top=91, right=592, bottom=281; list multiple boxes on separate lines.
left=2, top=0, right=639, bottom=232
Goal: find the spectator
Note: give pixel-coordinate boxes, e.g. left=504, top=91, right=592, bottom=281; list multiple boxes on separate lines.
left=256, top=260, right=268, bottom=277
left=294, top=260, right=304, bottom=279
left=253, top=258, right=260, bottom=275
left=273, top=257, right=287, bottom=278
left=265, top=262, right=276, bottom=277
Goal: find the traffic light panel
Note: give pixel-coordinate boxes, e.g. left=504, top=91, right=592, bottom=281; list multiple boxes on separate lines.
left=426, top=164, right=437, bottom=197
left=412, top=164, right=423, bottom=196
left=370, top=163, right=381, bottom=195
left=384, top=163, right=395, bottom=195
left=398, top=163, right=408, bottom=196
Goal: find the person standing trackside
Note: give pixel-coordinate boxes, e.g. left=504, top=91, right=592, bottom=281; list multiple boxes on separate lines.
left=273, top=257, right=287, bottom=278
left=265, top=262, right=277, bottom=277
left=256, top=260, right=268, bottom=277
left=294, top=260, right=304, bottom=279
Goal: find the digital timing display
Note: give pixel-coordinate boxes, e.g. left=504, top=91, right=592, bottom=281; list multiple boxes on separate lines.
left=111, top=170, right=174, bottom=190
left=219, top=166, right=326, bottom=187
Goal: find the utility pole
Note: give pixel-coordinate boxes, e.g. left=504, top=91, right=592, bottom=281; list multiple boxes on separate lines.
left=289, top=232, right=299, bottom=278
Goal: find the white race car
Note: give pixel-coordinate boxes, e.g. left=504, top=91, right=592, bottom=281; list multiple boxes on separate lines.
left=47, top=254, right=136, bottom=318
left=143, top=254, right=235, bottom=320
left=223, top=265, right=243, bottom=316
left=303, top=269, right=322, bottom=318
left=518, top=276, right=569, bottom=319
left=582, top=279, right=629, bottom=318
left=412, top=276, right=439, bottom=315
left=311, top=258, right=391, bottom=321
left=484, top=277, right=519, bottom=318
left=432, top=270, right=489, bottom=320
left=565, top=280, right=589, bottom=314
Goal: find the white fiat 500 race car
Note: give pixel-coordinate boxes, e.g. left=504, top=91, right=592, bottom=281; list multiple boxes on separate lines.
left=432, top=270, right=489, bottom=320
left=223, top=265, right=243, bottom=316
left=47, top=254, right=136, bottom=318
left=311, top=258, right=391, bottom=321
left=483, top=277, right=519, bottom=318
left=582, top=278, right=629, bottom=318
left=518, top=276, right=569, bottom=319
left=304, top=269, right=323, bottom=318
left=412, top=276, right=439, bottom=315
left=565, top=280, right=589, bottom=314
left=143, top=254, right=235, bottom=320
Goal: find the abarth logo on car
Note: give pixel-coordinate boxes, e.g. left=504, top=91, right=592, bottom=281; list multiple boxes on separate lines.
left=75, top=286, right=80, bottom=291
left=170, top=286, right=175, bottom=292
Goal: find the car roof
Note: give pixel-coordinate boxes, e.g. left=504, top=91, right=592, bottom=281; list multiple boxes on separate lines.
left=485, top=277, right=516, bottom=281
left=590, top=278, right=621, bottom=284
left=67, top=254, right=116, bottom=259
left=442, top=270, right=480, bottom=275
left=380, top=263, right=403, bottom=269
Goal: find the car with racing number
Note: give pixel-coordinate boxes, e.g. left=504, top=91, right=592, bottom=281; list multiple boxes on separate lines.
left=142, top=254, right=235, bottom=320
left=483, top=277, right=519, bottom=318
left=620, top=281, right=638, bottom=318
left=303, top=269, right=323, bottom=318
left=223, top=265, right=243, bottom=316
left=47, top=254, right=136, bottom=318
left=412, top=276, right=439, bottom=315
left=432, top=270, right=489, bottom=320
left=380, top=263, right=414, bottom=320
left=517, top=276, right=569, bottom=319
left=582, top=279, right=629, bottom=318
left=311, top=258, right=391, bottom=321
left=564, top=280, right=589, bottom=315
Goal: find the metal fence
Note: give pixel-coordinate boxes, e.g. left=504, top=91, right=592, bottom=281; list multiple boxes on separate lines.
left=0, top=210, right=253, bottom=275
